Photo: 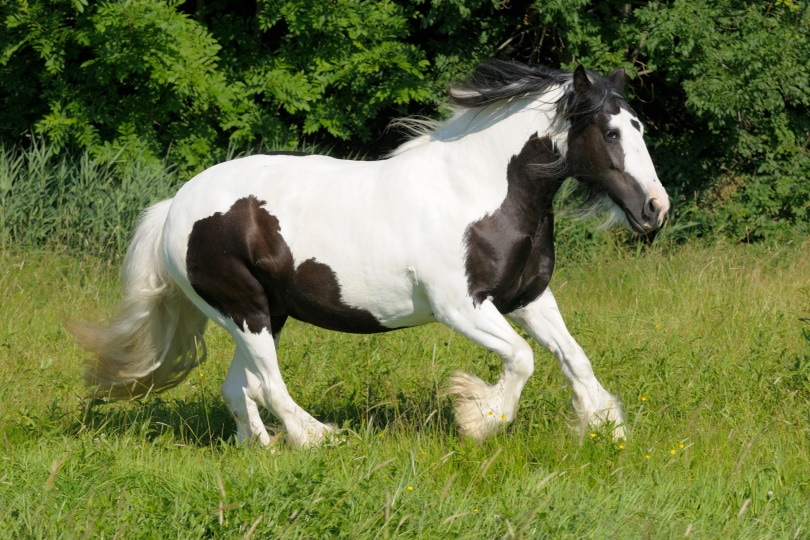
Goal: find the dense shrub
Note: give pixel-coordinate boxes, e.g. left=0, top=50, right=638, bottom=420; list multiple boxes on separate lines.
left=0, top=0, right=496, bottom=172
left=635, top=0, right=810, bottom=241
left=1, top=0, right=808, bottom=249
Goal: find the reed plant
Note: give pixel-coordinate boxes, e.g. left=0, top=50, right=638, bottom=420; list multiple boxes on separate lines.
left=0, top=142, right=179, bottom=255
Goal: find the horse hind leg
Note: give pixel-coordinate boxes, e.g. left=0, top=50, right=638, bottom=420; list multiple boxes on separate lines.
left=181, top=259, right=330, bottom=446
left=220, top=315, right=311, bottom=447
left=221, top=349, right=272, bottom=446
left=232, top=326, right=333, bottom=447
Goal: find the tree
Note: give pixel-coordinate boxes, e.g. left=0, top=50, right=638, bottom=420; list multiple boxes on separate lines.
left=1, top=0, right=808, bottom=241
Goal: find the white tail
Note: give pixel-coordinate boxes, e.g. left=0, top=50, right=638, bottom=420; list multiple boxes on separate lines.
left=68, top=199, right=208, bottom=399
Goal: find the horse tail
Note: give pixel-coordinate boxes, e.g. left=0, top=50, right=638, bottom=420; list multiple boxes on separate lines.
left=67, top=199, right=208, bottom=400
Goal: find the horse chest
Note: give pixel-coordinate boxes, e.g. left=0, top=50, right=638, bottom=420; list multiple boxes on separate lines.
left=464, top=211, right=555, bottom=314
left=462, top=134, right=562, bottom=314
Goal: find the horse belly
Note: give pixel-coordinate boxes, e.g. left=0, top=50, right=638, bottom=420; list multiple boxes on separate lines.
left=284, top=264, right=434, bottom=332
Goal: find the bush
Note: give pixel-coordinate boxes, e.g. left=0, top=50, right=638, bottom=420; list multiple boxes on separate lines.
left=1, top=0, right=808, bottom=245
left=1, top=0, right=238, bottom=174
left=0, top=1, right=438, bottom=174
left=634, top=0, right=810, bottom=241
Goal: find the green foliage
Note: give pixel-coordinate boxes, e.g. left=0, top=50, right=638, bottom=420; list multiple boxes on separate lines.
left=633, top=0, right=810, bottom=241
left=2, top=0, right=236, bottom=172
left=519, top=0, right=643, bottom=73
left=250, top=0, right=432, bottom=141
left=0, top=0, right=447, bottom=174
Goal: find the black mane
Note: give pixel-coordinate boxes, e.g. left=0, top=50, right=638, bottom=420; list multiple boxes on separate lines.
left=448, top=60, right=627, bottom=128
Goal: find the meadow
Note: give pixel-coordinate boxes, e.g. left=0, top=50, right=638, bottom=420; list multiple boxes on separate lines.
left=1, top=237, right=809, bottom=539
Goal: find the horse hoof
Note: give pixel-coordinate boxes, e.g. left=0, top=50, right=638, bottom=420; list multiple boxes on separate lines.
left=287, top=422, right=338, bottom=448
left=447, top=371, right=509, bottom=442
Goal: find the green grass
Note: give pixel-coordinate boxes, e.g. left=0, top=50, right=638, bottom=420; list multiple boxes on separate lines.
left=1, top=240, right=809, bottom=538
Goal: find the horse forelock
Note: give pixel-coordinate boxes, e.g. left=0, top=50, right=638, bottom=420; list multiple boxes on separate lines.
left=564, top=88, right=628, bottom=137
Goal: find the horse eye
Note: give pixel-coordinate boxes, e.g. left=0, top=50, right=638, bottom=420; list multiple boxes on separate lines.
left=604, top=129, right=620, bottom=141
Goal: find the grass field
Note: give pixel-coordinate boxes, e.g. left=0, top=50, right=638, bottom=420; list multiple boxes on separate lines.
left=1, top=239, right=809, bottom=538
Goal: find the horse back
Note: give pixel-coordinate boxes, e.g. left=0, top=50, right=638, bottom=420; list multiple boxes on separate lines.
left=162, top=154, right=463, bottom=333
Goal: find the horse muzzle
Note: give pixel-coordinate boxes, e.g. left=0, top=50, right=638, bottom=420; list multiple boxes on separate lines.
left=643, top=196, right=669, bottom=227
left=627, top=195, right=669, bottom=233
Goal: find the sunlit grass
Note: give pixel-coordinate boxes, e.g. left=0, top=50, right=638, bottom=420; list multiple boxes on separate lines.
left=1, top=239, right=809, bottom=538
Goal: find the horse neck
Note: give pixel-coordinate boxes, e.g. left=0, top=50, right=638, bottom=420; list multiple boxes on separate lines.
left=431, top=95, right=568, bottom=186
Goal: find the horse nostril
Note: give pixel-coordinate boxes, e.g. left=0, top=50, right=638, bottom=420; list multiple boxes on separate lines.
left=643, top=198, right=661, bottom=222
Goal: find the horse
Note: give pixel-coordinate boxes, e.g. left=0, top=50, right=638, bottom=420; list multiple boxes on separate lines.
left=69, top=60, right=670, bottom=447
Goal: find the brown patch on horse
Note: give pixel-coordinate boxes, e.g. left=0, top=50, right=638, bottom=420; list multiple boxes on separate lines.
left=464, top=135, right=563, bottom=313
left=186, top=196, right=387, bottom=334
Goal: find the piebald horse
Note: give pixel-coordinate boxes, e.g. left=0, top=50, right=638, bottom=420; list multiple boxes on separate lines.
left=70, top=60, right=669, bottom=447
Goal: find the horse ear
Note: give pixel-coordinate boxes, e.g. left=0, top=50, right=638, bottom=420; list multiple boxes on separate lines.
left=608, top=68, right=626, bottom=92
left=573, top=65, right=591, bottom=94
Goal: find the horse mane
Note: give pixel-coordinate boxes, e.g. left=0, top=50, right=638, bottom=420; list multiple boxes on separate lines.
left=446, top=60, right=573, bottom=108
left=449, top=60, right=627, bottom=130
left=390, top=60, right=633, bottom=228
left=389, top=60, right=626, bottom=157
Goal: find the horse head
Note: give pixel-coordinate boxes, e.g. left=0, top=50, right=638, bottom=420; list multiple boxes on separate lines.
left=565, top=66, right=670, bottom=233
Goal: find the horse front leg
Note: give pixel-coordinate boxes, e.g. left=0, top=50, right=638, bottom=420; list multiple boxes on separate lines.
left=437, top=299, right=535, bottom=442
left=508, top=288, right=626, bottom=440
